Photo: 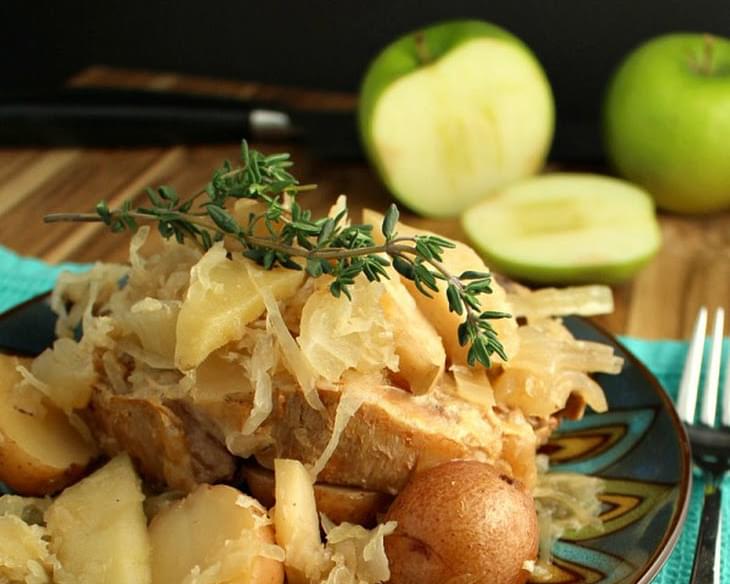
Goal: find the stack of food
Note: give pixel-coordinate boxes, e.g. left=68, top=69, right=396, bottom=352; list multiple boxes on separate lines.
left=0, top=148, right=622, bottom=584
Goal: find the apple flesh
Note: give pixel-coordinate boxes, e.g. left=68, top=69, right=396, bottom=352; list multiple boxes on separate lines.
left=603, top=33, right=730, bottom=214
left=461, top=173, right=662, bottom=284
left=359, top=20, right=554, bottom=218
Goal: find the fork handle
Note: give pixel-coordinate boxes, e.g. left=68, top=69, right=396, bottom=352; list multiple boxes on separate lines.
left=690, top=484, right=723, bottom=584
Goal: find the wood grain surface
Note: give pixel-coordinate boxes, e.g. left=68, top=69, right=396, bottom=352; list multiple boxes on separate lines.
left=0, top=66, right=728, bottom=339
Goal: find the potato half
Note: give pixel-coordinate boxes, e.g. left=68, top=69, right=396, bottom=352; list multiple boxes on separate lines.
left=385, top=460, right=538, bottom=584
left=0, top=354, right=97, bottom=495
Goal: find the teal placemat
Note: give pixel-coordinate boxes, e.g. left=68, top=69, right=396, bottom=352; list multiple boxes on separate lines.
left=0, top=246, right=89, bottom=313
left=0, top=244, right=727, bottom=582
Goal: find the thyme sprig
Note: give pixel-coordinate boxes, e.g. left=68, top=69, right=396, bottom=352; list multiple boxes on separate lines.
left=44, top=142, right=510, bottom=368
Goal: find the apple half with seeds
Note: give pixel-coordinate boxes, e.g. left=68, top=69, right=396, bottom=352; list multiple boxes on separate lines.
left=461, top=173, right=662, bottom=284
left=359, top=20, right=554, bottom=218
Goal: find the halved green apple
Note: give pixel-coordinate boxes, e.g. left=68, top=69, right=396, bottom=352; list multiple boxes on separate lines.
left=359, top=20, right=554, bottom=218
left=461, top=173, right=662, bottom=284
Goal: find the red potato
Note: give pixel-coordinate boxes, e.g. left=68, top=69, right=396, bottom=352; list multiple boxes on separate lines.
left=385, top=460, right=538, bottom=584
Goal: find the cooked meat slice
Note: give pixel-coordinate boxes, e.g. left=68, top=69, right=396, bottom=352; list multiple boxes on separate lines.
left=84, top=362, right=534, bottom=495
left=82, top=383, right=235, bottom=491
left=251, top=383, right=510, bottom=495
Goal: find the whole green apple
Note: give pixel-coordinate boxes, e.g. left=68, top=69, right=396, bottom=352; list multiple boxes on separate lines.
left=359, top=20, right=554, bottom=218
left=604, top=33, right=730, bottom=214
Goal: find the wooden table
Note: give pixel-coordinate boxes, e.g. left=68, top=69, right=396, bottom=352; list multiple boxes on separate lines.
left=1, top=67, right=728, bottom=339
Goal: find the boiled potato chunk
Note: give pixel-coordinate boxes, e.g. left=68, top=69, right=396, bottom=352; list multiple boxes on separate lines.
left=273, top=459, right=327, bottom=584
left=381, top=273, right=445, bottom=394
left=0, top=354, right=97, bottom=496
left=176, top=246, right=305, bottom=370
left=149, top=484, right=283, bottom=584
left=45, top=454, right=151, bottom=584
left=363, top=209, right=519, bottom=365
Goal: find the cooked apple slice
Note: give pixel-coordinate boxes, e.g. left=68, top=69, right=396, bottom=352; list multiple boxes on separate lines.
left=380, top=272, right=445, bottom=393
left=461, top=173, right=662, bottom=284
left=363, top=209, right=519, bottom=366
left=149, top=484, right=284, bottom=584
left=175, top=245, right=305, bottom=370
left=0, top=354, right=97, bottom=496
left=273, top=459, right=328, bottom=584
left=45, top=454, right=151, bottom=584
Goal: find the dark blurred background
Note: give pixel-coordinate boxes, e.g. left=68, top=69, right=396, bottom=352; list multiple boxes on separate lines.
left=2, top=0, right=729, bottom=159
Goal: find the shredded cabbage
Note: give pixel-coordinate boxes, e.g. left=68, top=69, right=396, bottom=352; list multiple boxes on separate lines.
left=241, top=331, right=276, bottom=434
left=0, top=512, right=54, bottom=583
left=508, top=285, right=614, bottom=321
left=247, top=266, right=323, bottom=411
left=534, top=471, right=604, bottom=564
left=319, top=517, right=397, bottom=584
left=309, top=388, right=366, bottom=480
left=298, top=278, right=399, bottom=383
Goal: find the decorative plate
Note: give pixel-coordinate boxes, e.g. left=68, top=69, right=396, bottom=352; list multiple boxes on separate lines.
left=0, top=300, right=691, bottom=584
left=536, top=316, right=692, bottom=584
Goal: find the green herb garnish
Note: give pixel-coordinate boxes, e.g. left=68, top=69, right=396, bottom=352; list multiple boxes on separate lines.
left=44, top=141, right=509, bottom=367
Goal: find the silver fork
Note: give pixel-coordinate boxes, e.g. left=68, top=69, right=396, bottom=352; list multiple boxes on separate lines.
left=676, top=307, right=730, bottom=584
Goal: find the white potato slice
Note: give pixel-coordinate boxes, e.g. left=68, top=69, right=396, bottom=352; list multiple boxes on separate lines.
left=149, top=484, right=283, bottom=584
left=0, top=354, right=97, bottom=496
left=45, top=454, right=151, bottom=584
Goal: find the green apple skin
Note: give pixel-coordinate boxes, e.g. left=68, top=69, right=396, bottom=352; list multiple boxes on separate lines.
left=359, top=20, right=554, bottom=218
left=469, top=247, right=657, bottom=286
left=604, top=33, right=730, bottom=214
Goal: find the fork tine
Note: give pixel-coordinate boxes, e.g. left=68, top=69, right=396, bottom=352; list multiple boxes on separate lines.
left=677, top=307, right=708, bottom=423
left=700, top=308, right=724, bottom=427
left=722, top=324, right=730, bottom=427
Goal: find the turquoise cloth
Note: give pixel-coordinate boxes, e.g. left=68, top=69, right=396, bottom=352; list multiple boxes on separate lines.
left=0, top=244, right=727, bottom=583
left=618, top=337, right=730, bottom=583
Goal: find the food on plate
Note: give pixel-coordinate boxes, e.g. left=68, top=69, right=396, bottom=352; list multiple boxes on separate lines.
left=273, top=458, right=328, bottom=584
left=461, top=173, right=662, bottom=284
left=1, top=144, right=625, bottom=583
left=359, top=19, right=554, bottom=217
left=45, top=454, right=151, bottom=583
left=242, top=464, right=392, bottom=526
left=0, top=496, right=54, bottom=583
left=176, top=250, right=306, bottom=370
left=0, top=353, right=97, bottom=496
left=149, top=483, right=284, bottom=584
left=273, top=458, right=397, bottom=584
left=604, top=33, right=730, bottom=213
left=385, top=460, right=537, bottom=584
left=363, top=208, right=519, bottom=367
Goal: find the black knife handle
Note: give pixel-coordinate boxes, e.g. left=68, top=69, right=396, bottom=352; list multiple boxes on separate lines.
left=0, top=87, right=259, bottom=146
